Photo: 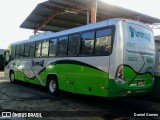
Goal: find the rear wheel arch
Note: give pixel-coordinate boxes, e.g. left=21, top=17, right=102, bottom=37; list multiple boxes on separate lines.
left=46, top=74, right=59, bottom=96
left=9, top=70, right=14, bottom=75
left=46, top=74, right=58, bottom=85
left=9, top=70, right=15, bottom=83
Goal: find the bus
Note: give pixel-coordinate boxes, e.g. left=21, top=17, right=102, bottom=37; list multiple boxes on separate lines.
left=0, top=49, right=5, bottom=70
left=4, top=18, right=155, bottom=97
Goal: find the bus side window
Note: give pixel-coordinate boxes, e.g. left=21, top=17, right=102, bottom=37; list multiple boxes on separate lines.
left=15, top=45, right=20, bottom=58
left=68, top=34, right=80, bottom=56
left=24, top=43, right=30, bottom=58
left=10, top=46, right=15, bottom=60
left=41, top=40, right=49, bottom=57
left=19, top=44, right=25, bottom=58
left=155, top=41, right=160, bottom=51
left=80, top=30, right=94, bottom=55
left=57, top=36, right=68, bottom=56
left=49, top=38, right=57, bottom=57
left=29, top=42, right=35, bottom=58
left=35, top=42, right=42, bottom=57
left=95, top=28, right=112, bottom=55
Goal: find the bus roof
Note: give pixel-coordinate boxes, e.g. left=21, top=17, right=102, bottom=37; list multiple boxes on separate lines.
left=12, top=18, right=150, bottom=46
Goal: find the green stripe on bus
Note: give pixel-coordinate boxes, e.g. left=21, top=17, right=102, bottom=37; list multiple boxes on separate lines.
left=14, top=61, right=153, bottom=97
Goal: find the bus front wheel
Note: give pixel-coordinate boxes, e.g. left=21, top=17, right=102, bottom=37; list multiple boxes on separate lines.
left=47, top=76, right=59, bottom=96
left=10, top=71, right=15, bottom=83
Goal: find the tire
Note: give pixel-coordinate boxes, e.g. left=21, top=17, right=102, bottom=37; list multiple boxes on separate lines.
left=10, top=71, right=15, bottom=83
left=47, top=76, right=59, bottom=96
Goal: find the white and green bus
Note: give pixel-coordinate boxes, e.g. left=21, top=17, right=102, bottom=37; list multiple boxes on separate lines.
left=4, top=18, right=155, bottom=97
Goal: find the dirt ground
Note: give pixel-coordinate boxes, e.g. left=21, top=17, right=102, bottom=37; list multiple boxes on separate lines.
left=0, top=71, right=160, bottom=120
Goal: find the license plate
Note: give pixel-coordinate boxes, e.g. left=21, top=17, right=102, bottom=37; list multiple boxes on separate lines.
left=137, top=80, right=144, bottom=85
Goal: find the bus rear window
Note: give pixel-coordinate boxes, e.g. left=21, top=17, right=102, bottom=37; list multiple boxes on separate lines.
left=126, top=24, right=154, bottom=54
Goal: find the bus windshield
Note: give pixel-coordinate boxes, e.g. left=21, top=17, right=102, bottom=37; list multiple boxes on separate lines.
left=125, top=23, right=154, bottom=54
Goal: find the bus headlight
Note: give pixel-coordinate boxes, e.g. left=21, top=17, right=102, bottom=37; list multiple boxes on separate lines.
left=115, top=65, right=126, bottom=84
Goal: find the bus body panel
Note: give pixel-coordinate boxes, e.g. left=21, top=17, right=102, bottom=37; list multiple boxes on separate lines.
left=107, top=19, right=124, bottom=79
left=107, top=19, right=155, bottom=97
left=6, top=56, right=110, bottom=97
left=123, top=21, right=154, bottom=85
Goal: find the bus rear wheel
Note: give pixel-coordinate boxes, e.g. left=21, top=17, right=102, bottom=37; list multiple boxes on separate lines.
left=47, top=76, right=59, bottom=96
left=10, top=71, right=15, bottom=83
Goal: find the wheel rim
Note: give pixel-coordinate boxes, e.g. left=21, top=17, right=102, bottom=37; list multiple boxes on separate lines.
left=49, top=80, right=56, bottom=93
left=11, top=73, right=14, bottom=82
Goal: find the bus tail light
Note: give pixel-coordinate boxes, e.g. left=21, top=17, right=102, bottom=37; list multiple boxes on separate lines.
left=115, top=65, right=126, bottom=84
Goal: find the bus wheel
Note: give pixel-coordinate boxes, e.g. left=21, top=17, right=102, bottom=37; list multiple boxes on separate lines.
left=47, top=76, right=59, bottom=96
left=10, top=71, right=15, bottom=83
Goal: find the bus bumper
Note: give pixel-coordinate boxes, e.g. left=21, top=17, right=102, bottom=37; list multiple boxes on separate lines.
left=107, top=79, right=153, bottom=97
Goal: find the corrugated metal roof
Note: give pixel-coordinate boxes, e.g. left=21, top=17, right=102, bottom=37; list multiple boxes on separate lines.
left=20, top=0, right=160, bottom=32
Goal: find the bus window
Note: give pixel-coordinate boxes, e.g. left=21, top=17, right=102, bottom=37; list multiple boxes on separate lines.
left=41, top=40, right=49, bottom=57
left=57, top=36, right=68, bottom=56
left=35, top=41, right=42, bottom=57
left=15, top=45, right=20, bottom=58
left=49, top=38, right=57, bottom=57
left=81, top=30, right=94, bottom=55
left=95, top=28, right=112, bottom=55
left=155, top=41, right=160, bottom=51
left=29, top=42, right=35, bottom=58
left=95, top=28, right=112, bottom=54
left=24, top=43, right=30, bottom=58
left=19, top=44, right=24, bottom=58
left=10, top=46, right=15, bottom=60
left=68, top=34, right=80, bottom=56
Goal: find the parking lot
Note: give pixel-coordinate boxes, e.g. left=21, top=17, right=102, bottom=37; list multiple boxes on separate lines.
left=0, top=71, right=160, bottom=120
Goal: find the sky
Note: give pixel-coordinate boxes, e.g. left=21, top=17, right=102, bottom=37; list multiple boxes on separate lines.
left=0, top=0, right=160, bottom=49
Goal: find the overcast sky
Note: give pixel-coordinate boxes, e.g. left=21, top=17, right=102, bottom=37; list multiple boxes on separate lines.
left=0, top=0, right=160, bottom=49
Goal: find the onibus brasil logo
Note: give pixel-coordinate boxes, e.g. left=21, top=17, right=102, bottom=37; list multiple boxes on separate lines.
left=1, top=112, right=42, bottom=118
